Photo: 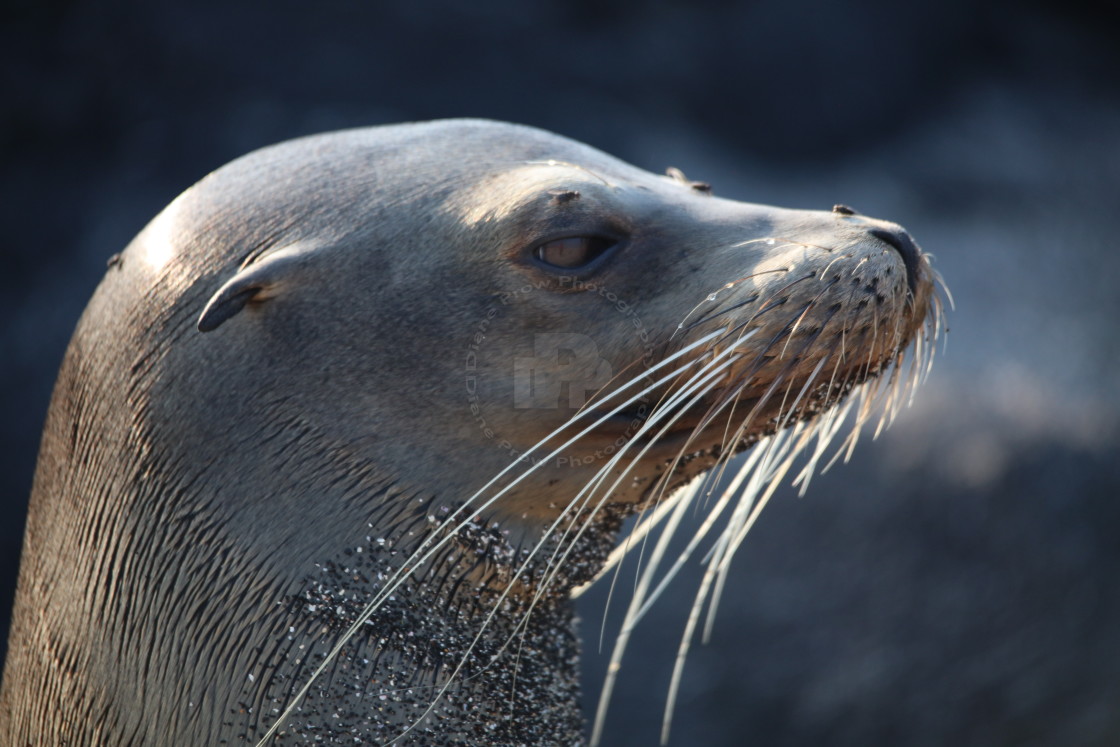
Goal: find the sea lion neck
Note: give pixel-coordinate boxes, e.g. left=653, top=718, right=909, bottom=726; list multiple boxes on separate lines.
left=221, top=484, right=628, bottom=744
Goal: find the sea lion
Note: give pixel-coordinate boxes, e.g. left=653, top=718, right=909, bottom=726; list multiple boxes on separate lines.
left=0, top=119, right=944, bottom=745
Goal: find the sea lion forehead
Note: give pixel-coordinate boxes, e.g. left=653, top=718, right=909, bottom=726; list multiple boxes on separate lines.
left=449, top=157, right=680, bottom=229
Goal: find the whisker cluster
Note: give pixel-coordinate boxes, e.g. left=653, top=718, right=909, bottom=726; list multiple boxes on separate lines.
left=257, top=240, right=948, bottom=747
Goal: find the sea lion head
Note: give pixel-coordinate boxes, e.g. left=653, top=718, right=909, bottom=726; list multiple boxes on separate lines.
left=161, top=119, right=937, bottom=538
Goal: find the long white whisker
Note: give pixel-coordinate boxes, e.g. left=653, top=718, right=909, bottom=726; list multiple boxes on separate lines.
left=656, top=427, right=798, bottom=744
left=700, top=353, right=831, bottom=634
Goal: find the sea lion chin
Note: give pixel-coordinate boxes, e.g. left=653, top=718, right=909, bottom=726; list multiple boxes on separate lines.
left=0, top=119, right=946, bottom=745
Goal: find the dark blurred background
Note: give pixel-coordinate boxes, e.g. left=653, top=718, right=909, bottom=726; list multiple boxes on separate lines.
left=2, top=1, right=1118, bottom=745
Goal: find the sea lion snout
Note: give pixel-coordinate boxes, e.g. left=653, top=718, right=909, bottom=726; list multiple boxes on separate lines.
left=824, top=209, right=928, bottom=296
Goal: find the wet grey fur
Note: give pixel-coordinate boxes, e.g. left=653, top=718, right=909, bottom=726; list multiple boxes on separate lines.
left=0, top=120, right=933, bottom=744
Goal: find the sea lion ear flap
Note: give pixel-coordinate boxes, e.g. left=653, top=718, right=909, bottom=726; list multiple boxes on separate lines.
left=198, top=243, right=319, bottom=332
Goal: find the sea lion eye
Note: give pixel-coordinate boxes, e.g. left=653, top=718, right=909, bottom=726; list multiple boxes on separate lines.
left=533, top=236, right=615, bottom=269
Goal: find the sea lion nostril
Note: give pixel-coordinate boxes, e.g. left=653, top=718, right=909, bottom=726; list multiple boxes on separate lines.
left=869, top=227, right=921, bottom=294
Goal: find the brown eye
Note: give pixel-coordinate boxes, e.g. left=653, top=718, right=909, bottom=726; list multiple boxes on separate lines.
left=533, top=236, right=615, bottom=269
